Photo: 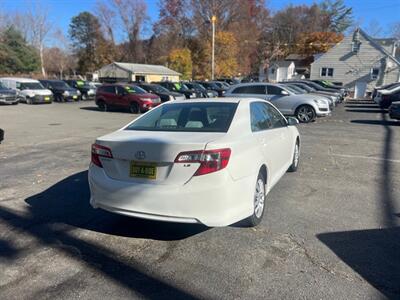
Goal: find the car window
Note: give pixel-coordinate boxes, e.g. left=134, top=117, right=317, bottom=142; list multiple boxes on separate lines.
left=125, top=102, right=238, bottom=132
left=250, top=102, right=273, bottom=132
left=102, top=86, right=115, bottom=94
left=232, top=85, right=266, bottom=94
left=267, top=105, right=287, bottom=128
left=116, top=86, right=126, bottom=95
left=267, top=85, right=285, bottom=95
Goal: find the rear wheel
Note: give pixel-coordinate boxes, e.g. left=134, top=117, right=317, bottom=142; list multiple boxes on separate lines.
left=288, top=140, right=300, bottom=172
left=295, top=105, right=316, bottom=123
left=245, top=172, right=266, bottom=227
left=129, top=102, right=139, bottom=114
left=97, top=101, right=107, bottom=112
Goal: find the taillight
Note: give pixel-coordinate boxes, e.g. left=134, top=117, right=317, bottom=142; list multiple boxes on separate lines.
left=174, top=148, right=231, bottom=176
left=91, top=144, right=113, bottom=168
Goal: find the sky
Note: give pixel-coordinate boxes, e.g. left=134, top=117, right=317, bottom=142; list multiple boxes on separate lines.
left=1, top=0, right=399, bottom=44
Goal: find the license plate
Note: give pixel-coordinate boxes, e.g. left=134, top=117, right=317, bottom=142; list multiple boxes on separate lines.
left=44, top=96, right=50, bottom=101
left=130, top=161, right=157, bottom=179
left=73, top=95, right=77, bottom=99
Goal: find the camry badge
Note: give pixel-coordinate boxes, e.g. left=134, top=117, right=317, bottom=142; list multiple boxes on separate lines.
left=135, top=151, right=146, bottom=160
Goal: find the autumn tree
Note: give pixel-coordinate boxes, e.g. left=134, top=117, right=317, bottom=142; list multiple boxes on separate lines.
left=295, top=32, right=344, bottom=56
left=205, top=31, right=238, bottom=78
left=168, top=48, right=192, bottom=79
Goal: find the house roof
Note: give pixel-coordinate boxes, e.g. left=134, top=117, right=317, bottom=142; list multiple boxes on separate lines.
left=285, top=54, right=308, bottom=61
left=271, top=60, right=294, bottom=68
left=112, top=62, right=181, bottom=76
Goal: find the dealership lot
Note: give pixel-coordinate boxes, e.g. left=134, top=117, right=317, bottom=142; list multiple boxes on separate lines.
left=0, top=101, right=399, bottom=299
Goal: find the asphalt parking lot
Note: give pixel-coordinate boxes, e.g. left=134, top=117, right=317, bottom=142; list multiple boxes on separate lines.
left=0, top=100, right=399, bottom=299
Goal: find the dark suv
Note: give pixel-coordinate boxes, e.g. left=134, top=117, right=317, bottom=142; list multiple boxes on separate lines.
left=152, top=82, right=202, bottom=99
left=95, top=83, right=161, bottom=113
left=64, top=80, right=96, bottom=100
left=135, top=83, right=186, bottom=102
left=40, top=80, right=80, bottom=102
left=0, top=82, right=18, bottom=105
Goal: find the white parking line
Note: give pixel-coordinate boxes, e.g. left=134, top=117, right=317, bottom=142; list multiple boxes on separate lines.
left=330, top=153, right=400, bottom=164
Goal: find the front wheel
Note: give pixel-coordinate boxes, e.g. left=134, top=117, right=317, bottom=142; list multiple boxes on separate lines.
left=97, top=101, right=108, bottom=112
left=245, top=172, right=266, bottom=227
left=288, top=141, right=300, bottom=172
left=295, top=105, right=316, bottom=123
left=129, top=102, right=139, bottom=114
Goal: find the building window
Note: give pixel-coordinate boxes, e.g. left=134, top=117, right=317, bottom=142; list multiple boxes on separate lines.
left=370, top=68, right=379, bottom=80
left=321, top=67, right=334, bottom=77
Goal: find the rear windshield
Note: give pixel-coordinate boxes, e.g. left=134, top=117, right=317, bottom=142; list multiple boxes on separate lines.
left=51, top=81, right=70, bottom=88
left=125, top=102, right=238, bottom=132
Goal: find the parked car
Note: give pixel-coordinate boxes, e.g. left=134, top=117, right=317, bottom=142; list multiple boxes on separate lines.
left=216, top=78, right=240, bottom=85
left=89, top=98, right=300, bottom=227
left=311, top=80, right=348, bottom=95
left=0, top=81, right=18, bottom=105
left=95, top=83, right=161, bottom=113
left=283, top=82, right=340, bottom=105
left=372, top=82, right=400, bottom=101
left=153, top=82, right=201, bottom=99
left=40, top=80, right=81, bottom=102
left=196, top=81, right=227, bottom=97
left=389, top=102, right=400, bottom=120
left=289, top=80, right=344, bottom=100
left=283, top=84, right=334, bottom=110
left=183, top=82, right=217, bottom=97
left=213, top=81, right=231, bottom=89
left=0, top=128, right=3, bottom=143
left=375, top=85, right=400, bottom=108
left=0, top=77, right=53, bottom=104
left=282, top=83, right=336, bottom=108
left=136, top=83, right=186, bottom=102
left=224, top=83, right=330, bottom=123
left=64, top=80, right=96, bottom=100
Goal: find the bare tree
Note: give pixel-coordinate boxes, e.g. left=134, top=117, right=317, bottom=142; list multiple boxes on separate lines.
left=26, top=4, right=52, bottom=77
left=111, top=0, right=148, bottom=61
left=95, top=0, right=117, bottom=44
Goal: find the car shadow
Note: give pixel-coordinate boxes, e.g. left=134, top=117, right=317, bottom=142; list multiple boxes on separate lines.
left=351, top=120, right=399, bottom=126
left=319, top=112, right=400, bottom=299
left=80, top=106, right=134, bottom=114
left=317, top=227, right=400, bottom=299
left=346, top=109, right=386, bottom=113
left=24, top=171, right=207, bottom=241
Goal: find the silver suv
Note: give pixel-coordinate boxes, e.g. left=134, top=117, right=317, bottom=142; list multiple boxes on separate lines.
left=224, top=83, right=330, bottom=123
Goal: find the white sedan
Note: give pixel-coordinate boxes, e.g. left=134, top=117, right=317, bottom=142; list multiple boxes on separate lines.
left=89, top=98, right=300, bottom=227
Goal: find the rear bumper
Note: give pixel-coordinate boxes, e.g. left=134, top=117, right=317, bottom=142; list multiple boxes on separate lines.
left=88, top=165, right=255, bottom=227
left=316, top=107, right=331, bottom=117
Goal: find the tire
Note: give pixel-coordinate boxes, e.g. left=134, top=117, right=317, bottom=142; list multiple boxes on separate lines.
left=245, top=172, right=266, bottom=227
left=97, top=101, right=107, bottom=112
left=295, top=105, right=316, bottom=123
left=26, top=97, right=33, bottom=104
left=288, top=140, right=300, bottom=172
left=129, top=102, right=139, bottom=114
left=81, top=94, right=87, bottom=101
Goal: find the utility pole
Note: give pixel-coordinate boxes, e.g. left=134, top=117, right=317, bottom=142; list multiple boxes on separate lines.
left=211, top=15, right=216, bottom=80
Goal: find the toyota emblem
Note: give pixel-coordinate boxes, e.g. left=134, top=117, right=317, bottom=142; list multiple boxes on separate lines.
left=135, top=151, right=146, bottom=160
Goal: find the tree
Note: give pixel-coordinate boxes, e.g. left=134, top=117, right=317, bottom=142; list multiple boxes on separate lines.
left=43, top=47, right=70, bottom=78
left=205, top=31, right=238, bottom=78
left=320, top=0, right=353, bottom=33
left=167, top=48, right=192, bottom=79
left=26, top=5, right=52, bottom=77
left=295, top=31, right=343, bottom=56
left=69, top=12, right=113, bottom=74
left=0, top=26, right=40, bottom=74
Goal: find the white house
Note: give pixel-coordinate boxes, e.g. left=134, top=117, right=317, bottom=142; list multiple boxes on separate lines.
left=310, top=28, right=400, bottom=97
left=260, top=61, right=295, bottom=82
left=96, top=62, right=181, bottom=83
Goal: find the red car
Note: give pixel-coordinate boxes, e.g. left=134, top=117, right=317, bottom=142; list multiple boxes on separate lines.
left=95, top=83, right=161, bottom=113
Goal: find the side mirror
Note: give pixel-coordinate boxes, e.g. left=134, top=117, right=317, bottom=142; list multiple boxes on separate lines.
left=281, top=90, right=289, bottom=96
left=287, top=117, right=299, bottom=126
